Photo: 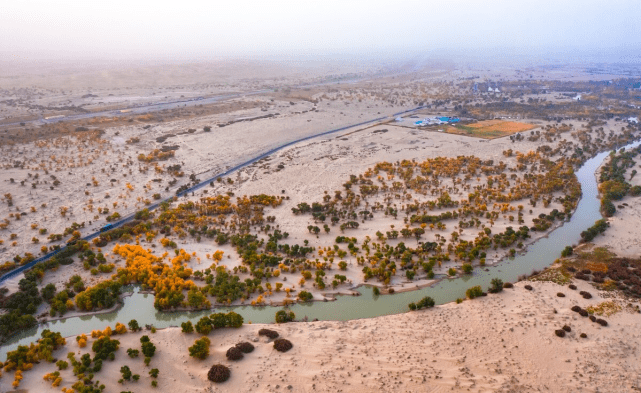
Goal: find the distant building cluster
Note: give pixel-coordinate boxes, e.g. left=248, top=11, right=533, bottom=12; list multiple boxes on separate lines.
left=395, top=116, right=460, bottom=126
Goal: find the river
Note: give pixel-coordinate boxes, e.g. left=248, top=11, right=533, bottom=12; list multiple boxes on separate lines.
left=2, top=140, right=639, bottom=358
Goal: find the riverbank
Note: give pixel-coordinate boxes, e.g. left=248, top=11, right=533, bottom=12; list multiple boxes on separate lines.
left=5, top=278, right=641, bottom=393
left=2, top=135, right=632, bottom=360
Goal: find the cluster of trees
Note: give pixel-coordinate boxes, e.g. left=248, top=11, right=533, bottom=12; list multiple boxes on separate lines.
left=408, top=296, right=435, bottom=310
left=193, top=311, right=244, bottom=335
left=580, top=219, right=609, bottom=242
left=3, top=330, right=66, bottom=388
left=275, top=310, right=295, bottom=323
left=75, top=280, right=122, bottom=311
left=599, top=147, right=641, bottom=217
left=137, top=149, right=175, bottom=162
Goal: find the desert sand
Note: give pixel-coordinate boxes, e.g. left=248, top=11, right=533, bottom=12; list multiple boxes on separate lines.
left=5, top=278, right=641, bottom=393
left=2, top=59, right=641, bottom=393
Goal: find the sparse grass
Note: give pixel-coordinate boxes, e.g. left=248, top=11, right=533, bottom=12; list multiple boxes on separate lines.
left=558, top=247, right=615, bottom=275
left=586, top=301, right=621, bottom=317
left=528, top=266, right=572, bottom=285
left=446, top=120, right=535, bottom=139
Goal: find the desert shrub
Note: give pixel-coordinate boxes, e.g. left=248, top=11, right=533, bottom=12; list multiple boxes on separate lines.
left=554, top=329, right=565, bottom=337
left=503, top=282, right=514, bottom=289
left=561, top=246, right=573, bottom=257
left=589, top=315, right=597, bottom=322
left=581, top=269, right=591, bottom=275
left=568, top=284, right=577, bottom=290
left=489, top=278, right=504, bottom=293
left=298, top=291, right=313, bottom=302
left=596, top=318, right=608, bottom=327
left=258, top=329, right=279, bottom=339
left=235, top=342, right=255, bottom=353
left=188, top=337, right=211, bottom=359
left=128, top=319, right=140, bottom=332
left=195, top=312, right=244, bottom=334
left=195, top=316, right=213, bottom=335
left=120, top=365, right=132, bottom=380
left=275, top=310, right=295, bottom=324
left=415, top=296, right=435, bottom=309
left=571, top=305, right=582, bottom=312
left=579, top=309, right=589, bottom=317
left=562, top=325, right=571, bottom=332
left=580, top=333, right=587, bottom=338
left=92, top=336, right=120, bottom=361
left=127, top=348, right=139, bottom=358
left=141, top=337, right=156, bottom=358
left=575, top=273, right=589, bottom=281
left=557, top=292, right=565, bottom=297
left=566, top=266, right=576, bottom=273
left=466, top=286, right=484, bottom=299
left=524, top=285, right=533, bottom=291
left=580, top=291, right=593, bottom=299
left=273, top=338, right=293, bottom=352
left=226, top=346, right=244, bottom=361
left=181, top=321, right=194, bottom=333
left=408, top=302, right=417, bottom=311
left=207, top=364, right=230, bottom=383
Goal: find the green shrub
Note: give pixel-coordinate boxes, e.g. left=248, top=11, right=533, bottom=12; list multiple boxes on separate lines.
left=408, top=296, right=435, bottom=311
left=188, top=337, right=211, bottom=359
left=181, top=321, right=194, bottom=333
left=298, top=290, right=313, bottom=302
left=128, top=319, right=140, bottom=332
left=561, top=246, right=573, bottom=257
left=466, top=285, right=483, bottom=299
left=488, top=278, right=504, bottom=293
left=275, top=310, right=295, bottom=324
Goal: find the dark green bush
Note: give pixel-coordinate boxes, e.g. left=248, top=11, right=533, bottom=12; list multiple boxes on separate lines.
left=208, top=364, right=230, bottom=383
left=226, top=346, right=244, bottom=361
left=273, top=338, right=293, bottom=352
left=235, top=342, right=254, bottom=353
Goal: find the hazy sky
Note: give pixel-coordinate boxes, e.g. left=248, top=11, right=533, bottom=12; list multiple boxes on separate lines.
left=2, top=0, right=640, bottom=60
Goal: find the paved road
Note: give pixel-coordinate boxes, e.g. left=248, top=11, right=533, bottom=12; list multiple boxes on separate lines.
left=0, top=105, right=425, bottom=283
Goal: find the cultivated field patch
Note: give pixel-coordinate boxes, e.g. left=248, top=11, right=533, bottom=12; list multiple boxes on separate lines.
left=447, top=120, right=536, bottom=139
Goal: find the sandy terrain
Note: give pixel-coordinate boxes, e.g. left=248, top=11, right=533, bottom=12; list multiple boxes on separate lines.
left=592, top=151, right=641, bottom=257
left=5, top=278, right=641, bottom=393
left=2, top=60, right=641, bottom=393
